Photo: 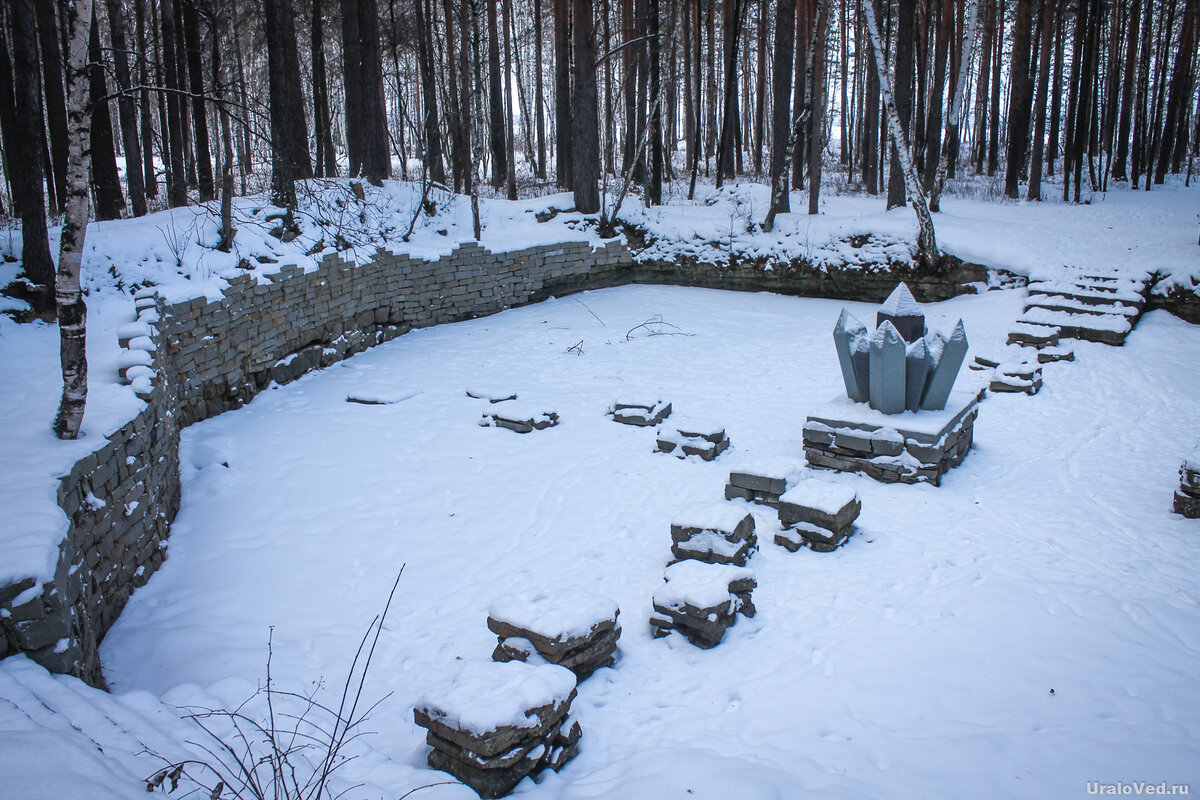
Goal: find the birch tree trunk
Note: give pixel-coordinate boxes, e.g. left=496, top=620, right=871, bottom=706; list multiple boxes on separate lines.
left=931, top=0, right=980, bottom=211
left=863, top=0, right=939, bottom=263
left=54, top=0, right=94, bottom=440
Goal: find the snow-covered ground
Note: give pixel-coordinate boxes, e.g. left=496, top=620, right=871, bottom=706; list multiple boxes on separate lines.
left=2, top=179, right=1199, bottom=798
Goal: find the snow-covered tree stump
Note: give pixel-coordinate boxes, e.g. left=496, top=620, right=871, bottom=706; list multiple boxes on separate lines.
left=1175, top=446, right=1200, bottom=519
left=775, top=480, right=861, bottom=552
left=414, top=661, right=581, bottom=798
left=488, top=590, right=621, bottom=680
left=655, top=417, right=730, bottom=461
left=650, top=561, right=757, bottom=649
left=669, top=503, right=758, bottom=566
left=608, top=399, right=672, bottom=427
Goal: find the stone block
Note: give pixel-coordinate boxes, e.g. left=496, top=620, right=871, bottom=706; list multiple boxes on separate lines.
left=1175, top=491, right=1200, bottom=519
left=777, top=481, right=860, bottom=533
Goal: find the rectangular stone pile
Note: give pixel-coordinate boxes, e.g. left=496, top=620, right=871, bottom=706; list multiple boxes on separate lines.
left=1175, top=448, right=1200, bottom=519
left=480, top=401, right=560, bottom=433
left=414, top=661, right=581, bottom=798
left=609, top=399, right=672, bottom=427
left=669, top=503, right=757, bottom=566
left=488, top=590, right=621, bottom=680
left=656, top=417, right=730, bottom=461
left=650, top=561, right=756, bottom=649
left=725, top=471, right=788, bottom=506
left=775, top=480, right=861, bottom=552
left=990, top=358, right=1043, bottom=395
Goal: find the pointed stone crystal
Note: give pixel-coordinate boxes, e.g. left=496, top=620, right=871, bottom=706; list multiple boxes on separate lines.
left=920, top=319, right=968, bottom=410
left=877, top=283, right=926, bottom=343
left=869, top=320, right=907, bottom=414
left=833, top=309, right=870, bottom=402
left=905, top=337, right=930, bottom=412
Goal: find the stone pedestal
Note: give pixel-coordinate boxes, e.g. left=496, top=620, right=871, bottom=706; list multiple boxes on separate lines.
left=488, top=590, right=621, bottom=680
left=1175, top=451, right=1200, bottom=519
left=650, top=562, right=756, bottom=649
left=669, top=504, right=757, bottom=566
left=803, top=387, right=983, bottom=486
left=656, top=418, right=730, bottom=461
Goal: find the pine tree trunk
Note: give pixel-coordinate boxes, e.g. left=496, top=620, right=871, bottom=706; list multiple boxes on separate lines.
left=554, top=0, right=574, bottom=186
left=54, top=0, right=93, bottom=440
left=207, top=0, right=235, bottom=250
left=1004, top=0, right=1036, bottom=198
left=888, top=0, right=916, bottom=208
left=6, top=0, right=56, bottom=309
left=535, top=0, right=547, bottom=178
left=791, top=0, right=808, bottom=190
left=103, top=0, right=147, bottom=215
left=808, top=0, right=828, bottom=215
left=766, top=0, right=797, bottom=224
left=1027, top=0, right=1054, bottom=200
left=986, top=0, right=1003, bottom=175
left=648, top=0, right=663, bottom=203
left=443, top=0, right=465, bottom=190
left=414, top=0, right=446, bottom=184
left=35, top=0, right=69, bottom=212
left=922, top=0, right=953, bottom=191
left=753, top=0, right=767, bottom=175
left=863, top=0, right=881, bottom=192
left=312, top=0, right=338, bottom=178
left=931, top=0, right=980, bottom=210
left=486, top=0, right=507, bottom=187
left=716, top=0, right=744, bottom=184
left=972, top=0, right=993, bottom=172
left=1169, top=0, right=1199, bottom=171
left=1157, top=0, right=1198, bottom=181
left=341, top=0, right=364, bottom=178
left=264, top=0, right=311, bottom=209
left=159, top=0, right=188, bottom=206
left=134, top=0, right=157, bottom=199
left=572, top=0, right=601, bottom=211
left=1046, top=0, right=1064, bottom=175
left=1130, top=0, right=1152, bottom=187
left=356, top=0, right=387, bottom=183
left=864, top=0, right=938, bottom=260
left=503, top=0, right=519, bottom=198
left=1112, top=0, right=1139, bottom=181
left=182, top=0, right=214, bottom=200
left=88, top=11, right=124, bottom=219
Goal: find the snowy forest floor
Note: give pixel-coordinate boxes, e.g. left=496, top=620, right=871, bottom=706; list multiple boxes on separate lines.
left=1, top=177, right=1199, bottom=798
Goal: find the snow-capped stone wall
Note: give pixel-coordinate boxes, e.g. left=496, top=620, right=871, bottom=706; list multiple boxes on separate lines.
left=0, top=238, right=986, bottom=686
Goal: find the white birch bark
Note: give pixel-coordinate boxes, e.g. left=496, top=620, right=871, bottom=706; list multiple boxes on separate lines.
left=862, top=0, right=940, bottom=261
left=931, top=0, right=982, bottom=211
left=54, top=0, right=94, bottom=439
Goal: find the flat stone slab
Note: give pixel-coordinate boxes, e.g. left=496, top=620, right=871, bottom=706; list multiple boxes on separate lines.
left=346, top=384, right=421, bottom=405
left=990, top=363, right=1043, bottom=395
left=651, top=561, right=756, bottom=648
left=414, top=660, right=577, bottom=758
left=1025, top=295, right=1140, bottom=318
left=480, top=401, right=560, bottom=433
left=487, top=589, right=620, bottom=659
left=1037, top=344, right=1075, bottom=363
left=467, top=388, right=519, bottom=403
left=775, top=521, right=853, bottom=553
left=656, top=417, right=730, bottom=461
left=777, top=480, right=861, bottom=532
left=1007, top=322, right=1060, bottom=348
left=609, top=399, right=672, bottom=426
left=1175, top=491, right=1200, bottom=519
left=804, top=387, right=982, bottom=486
left=1018, top=306, right=1134, bottom=345
left=670, top=503, right=756, bottom=542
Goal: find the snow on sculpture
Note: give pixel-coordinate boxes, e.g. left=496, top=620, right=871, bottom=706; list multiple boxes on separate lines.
left=832, top=283, right=968, bottom=413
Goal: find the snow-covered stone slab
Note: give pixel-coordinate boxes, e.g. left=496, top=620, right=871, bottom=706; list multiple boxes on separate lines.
left=990, top=362, right=1043, bottom=395
left=803, top=387, right=982, bottom=486
left=346, top=384, right=421, bottom=404
left=775, top=520, right=853, bottom=553
left=467, top=388, right=519, bottom=403
left=415, top=660, right=581, bottom=798
left=1027, top=280, right=1146, bottom=306
left=655, top=417, right=730, bottom=461
left=669, top=503, right=757, bottom=566
left=1175, top=444, right=1200, bottom=518
left=1018, top=307, right=1134, bottom=346
left=1025, top=295, right=1140, bottom=318
left=608, top=399, right=672, bottom=427
left=488, top=589, right=621, bottom=679
left=480, top=401, right=560, bottom=433
left=724, top=459, right=806, bottom=505
left=651, top=561, right=756, bottom=648
left=1036, top=344, right=1075, bottom=363
left=1006, top=321, right=1060, bottom=348
left=777, top=480, right=860, bottom=533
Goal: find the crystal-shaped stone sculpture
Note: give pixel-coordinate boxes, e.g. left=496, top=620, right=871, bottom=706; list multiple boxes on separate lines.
left=920, top=320, right=968, bottom=410
left=869, top=321, right=907, bottom=414
left=833, top=310, right=870, bottom=403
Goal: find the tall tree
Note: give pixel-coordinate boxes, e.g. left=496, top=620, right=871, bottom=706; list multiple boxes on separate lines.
left=181, top=0, right=214, bottom=200
left=103, top=0, right=147, bottom=216
left=134, top=0, right=157, bottom=199
left=972, top=0, right=994, bottom=173
left=717, top=0, right=745, bottom=185
left=159, top=0, right=188, bottom=206
left=502, top=0, right=518, bottom=199
left=88, top=11, right=124, bottom=219
left=486, top=0, right=507, bottom=188
left=986, top=0, right=1004, bottom=175
left=264, top=0, right=312, bottom=210
left=922, top=0, right=953, bottom=191
left=887, top=0, right=916, bottom=208
left=34, top=0, right=68, bottom=212
left=54, top=0, right=94, bottom=440
left=414, top=0, right=446, bottom=184
left=7, top=0, right=56, bottom=309
left=1004, top=0, right=1036, bottom=198
left=311, top=0, right=337, bottom=178
left=765, top=0, right=797, bottom=225
left=862, top=0, right=881, bottom=192
left=647, top=0, right=663, bottom=203
left=341, top=0, right=364, bottom=177
left=534, top=0, right=547, bottom=178
left=571, top=0, right=600, bottom=211
left=808, top=0, right=829, bottom=215
left=1157, top=0, right=1199, bottom=180
left=1112, top=0, right=1142, bottom=181
left=1027, top=0, right=1055, bottom=200
left=931, top=0, right=981, bottom=210
left=443, top=0, right=467, bottom=190
left=356, top=0, right=389, bottom=183
left=554, top=0, right=573, bottom=187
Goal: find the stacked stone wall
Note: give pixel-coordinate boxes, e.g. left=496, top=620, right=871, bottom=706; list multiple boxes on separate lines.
left=1, top=238, right=987, bottom=686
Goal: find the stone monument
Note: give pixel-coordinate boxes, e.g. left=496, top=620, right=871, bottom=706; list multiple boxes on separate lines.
left=805, top=283, right=983, bottom=486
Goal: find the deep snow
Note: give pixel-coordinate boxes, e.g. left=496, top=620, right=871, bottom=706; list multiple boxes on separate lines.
left=1, top=178, right=1199, bottom=799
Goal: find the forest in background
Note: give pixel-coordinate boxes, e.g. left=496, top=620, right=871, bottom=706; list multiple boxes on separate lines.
left=2, top=0, right=1198, bottom=300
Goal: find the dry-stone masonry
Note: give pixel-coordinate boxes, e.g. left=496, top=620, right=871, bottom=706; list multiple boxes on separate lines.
left=1175, top=446, right=1200, bottom=519
left=608, top=399, right=672, bottom=427
left=488, top=590, right=621, bottom=680
left=650, top=561, right=757, bottom=649
left=775, top=480, right=861, bottom=552
left=414, top=660, right=581, bottom=798
left=669, top=503, right=757, bottom=566
left=480, top=401, right=560, bottom=433
left=1, top=239, right=987, bottom=685
left=656, top=417, right=731, bottom=461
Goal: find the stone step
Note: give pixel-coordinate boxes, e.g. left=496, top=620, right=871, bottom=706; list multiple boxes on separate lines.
left=1017, top=306, right=1134, bottom=346
left=1024, top=295, right=1140, bottom=318
left=1027, top=282, right=1146, bottom=307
